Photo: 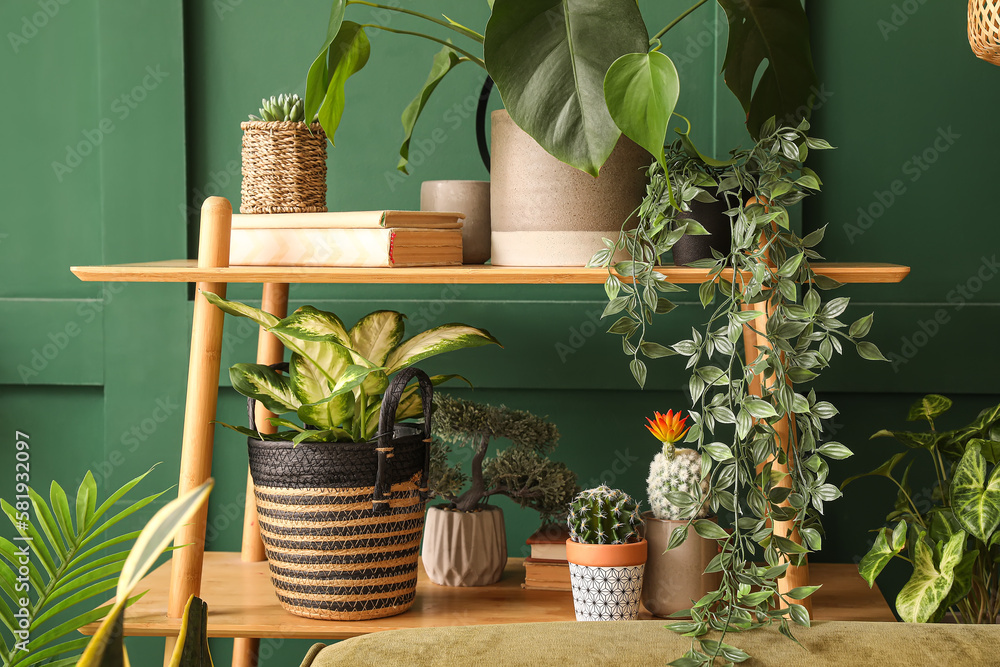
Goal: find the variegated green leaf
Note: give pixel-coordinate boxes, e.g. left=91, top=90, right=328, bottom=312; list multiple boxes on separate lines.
left=895, top=530, right=965, bottom=623
left=229, top=364, right=300, bottom=414
left=858, top=522, right=905, bottom=587
left=269, top=305, right=351, bottom=346
left=201, top=290, right=279, bottom=328
left=907, top=394, right=953, bottom=422
left=350, top=310, right=404, bottom=393
left=395, top=374, right=471, bottom=422
left=168, top=596, right=212, bottom=667
left=386, top=324, right=501, bottom=374
left=296, top=392, right=354, bottom=431
left=951, top=441, right=1000, bottom=542
left=289, top=350, right=345, bottom=405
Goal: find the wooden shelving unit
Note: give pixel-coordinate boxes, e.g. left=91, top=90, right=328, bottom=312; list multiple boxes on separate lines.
left=78, top=555, right=894, bottom=640
left=72, top=197, right=910, bottom=667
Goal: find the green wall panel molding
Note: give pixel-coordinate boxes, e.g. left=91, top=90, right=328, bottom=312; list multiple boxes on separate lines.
left=0, top=299, right=105, bottom=386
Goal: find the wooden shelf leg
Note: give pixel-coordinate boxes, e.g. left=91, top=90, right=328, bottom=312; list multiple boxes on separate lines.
left=163, top=197, right=232, bottom=667
left=741, top=301, right=811, bottom=617
left=232, top=282, right=289, bottom=667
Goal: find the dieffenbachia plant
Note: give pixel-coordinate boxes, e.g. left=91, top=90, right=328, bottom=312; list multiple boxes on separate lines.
left=204, top=292, right=501, bottom=444
left=594, top=120, right=891, bottom=664
left=844, top=395, right=1000, bottom=624
left=307, top=0, right=817, bottom=176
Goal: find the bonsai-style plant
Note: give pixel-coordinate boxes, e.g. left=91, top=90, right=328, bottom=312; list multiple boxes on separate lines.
left=592, top=120, right=891, bottom=662
left=844, top=395, right=1000, bottom=624
left=306, top=0, right=817, bottom=176
left=566, top=486, right=646, bottom=621
left=241, top=92, right=327, bottom=214
left=203, top=291, right=501, bottom=443
left=428, top=395, right=577, bottom=520
left=423, top=395, right=577, bottom=587
left=0, top=468, right=167, bottom=667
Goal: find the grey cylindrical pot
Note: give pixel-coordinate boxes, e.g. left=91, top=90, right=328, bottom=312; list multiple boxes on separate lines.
left=640, top=512, right=722, bottom=618
left=489, top=110, right=650, bottom=266
left=420, top=180, right=491, bottom=264
left=422, top=505, right=507, bottom=587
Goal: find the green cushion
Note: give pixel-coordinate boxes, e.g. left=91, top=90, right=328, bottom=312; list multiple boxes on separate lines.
left=300, top=620, right=1000, bottom=666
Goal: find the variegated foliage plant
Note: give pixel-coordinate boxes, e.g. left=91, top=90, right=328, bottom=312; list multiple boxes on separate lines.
left=204, top=292, right=501, bottom=443
left=844, top=395, right=1000, bottom=624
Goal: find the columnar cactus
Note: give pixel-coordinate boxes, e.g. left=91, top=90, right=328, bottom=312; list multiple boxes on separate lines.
left=645, top=409, right=709, bottom=520
left=647, top=445, right=709, bottom=520
left=249, top=93, right=305, bottom=122
left=567, top=485, right=643, bottom=545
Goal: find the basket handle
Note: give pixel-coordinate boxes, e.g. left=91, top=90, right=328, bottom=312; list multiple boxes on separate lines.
left=373, top=367, right=434, bottom=513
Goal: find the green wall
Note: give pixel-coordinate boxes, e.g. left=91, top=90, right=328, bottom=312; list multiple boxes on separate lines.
left=2, top=0, right=998, bottom=664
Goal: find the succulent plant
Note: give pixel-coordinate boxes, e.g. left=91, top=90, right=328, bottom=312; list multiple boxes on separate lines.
left=567, top=485, right=643, bottom=545
left=647, top=444, right=709, bottom=521
left=249, top=93, right=305, bottom=122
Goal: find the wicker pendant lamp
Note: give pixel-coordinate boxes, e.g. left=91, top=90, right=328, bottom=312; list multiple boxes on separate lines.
left=970, top=0, right=1000, bottom=64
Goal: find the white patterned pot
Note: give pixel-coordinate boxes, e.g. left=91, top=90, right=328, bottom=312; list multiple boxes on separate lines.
left=566, top=539, right=647, bottom=622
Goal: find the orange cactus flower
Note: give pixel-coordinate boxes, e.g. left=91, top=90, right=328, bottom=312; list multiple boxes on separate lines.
left=646, top=410, right=689, bottom=444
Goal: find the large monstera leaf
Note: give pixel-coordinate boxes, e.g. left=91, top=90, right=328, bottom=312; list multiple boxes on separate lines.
left=484, top=0, right=649, bottom=176
left=895, top=530, right=965, bottom=623
left=717, top=0, right=818, bottom=137
left=951, top=441, right=1000, bottom=542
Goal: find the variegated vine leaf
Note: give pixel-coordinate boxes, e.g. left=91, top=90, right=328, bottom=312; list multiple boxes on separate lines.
left=895, top=530, right=965, bottom=623
left=349, top=310, right=404, bottom=394
left=858, top=520, right=906, bottom=587
left=229, top=364, right=300, bottom=414
left=386, top=324, right=501, bottom=374
left=951, top=441, right=1000, bottom=542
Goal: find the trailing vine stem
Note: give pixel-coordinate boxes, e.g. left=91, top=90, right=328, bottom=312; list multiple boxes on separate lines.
left=590, top=120, right=891, bottom=665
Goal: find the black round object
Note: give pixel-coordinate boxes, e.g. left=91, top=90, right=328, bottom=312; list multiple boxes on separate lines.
left=670, top=198, right=732, bottom=266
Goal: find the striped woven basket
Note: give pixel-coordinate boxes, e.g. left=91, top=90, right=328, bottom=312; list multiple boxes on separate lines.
left=247, top=367, right=433, bottom=621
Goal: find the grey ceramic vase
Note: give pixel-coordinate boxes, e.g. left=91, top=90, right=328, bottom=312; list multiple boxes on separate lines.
left=640, top=512, right=722, bottom=617
left=420, top=180, right=491, bottom=264
left=421, top=505, right=507, bottom=587
left=489, top=110, right=650, bottom=266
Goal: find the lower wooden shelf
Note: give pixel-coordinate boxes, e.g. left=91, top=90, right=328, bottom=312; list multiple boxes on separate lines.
left=79, top=552, right=894, bottom=639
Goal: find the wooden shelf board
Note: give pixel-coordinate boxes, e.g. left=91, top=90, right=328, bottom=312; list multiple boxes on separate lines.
left=71, top=261, right=910, bottom=285
left=78, top=553, right=894, bottom=640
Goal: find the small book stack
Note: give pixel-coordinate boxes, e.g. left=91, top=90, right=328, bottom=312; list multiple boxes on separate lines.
left=522, top=525, right=571, bottom=591
left=229, top=210, right=464, bottom=267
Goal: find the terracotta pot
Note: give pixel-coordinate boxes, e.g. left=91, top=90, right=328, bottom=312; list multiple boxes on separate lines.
left=566, top=538, right=647, bottom=621
left=489, top=110, right=650, bottom=266
left=671, top=199, right=731, bottom=266
left=640, top=512, right=722, bottom=618
left=420, top=180, right=491, bottom=264
left=421, top=505, right=507, bottom=586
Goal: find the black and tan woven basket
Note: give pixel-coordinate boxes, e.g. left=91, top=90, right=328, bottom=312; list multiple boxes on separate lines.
left=240, top=120, right=327, bottom=214
left=247, top=367, right=433, bottom=621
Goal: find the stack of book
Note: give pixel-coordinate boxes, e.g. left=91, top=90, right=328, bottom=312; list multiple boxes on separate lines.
left=229, top=210, right=464, bottom=267
left=522, top=525, right=571, bottom=591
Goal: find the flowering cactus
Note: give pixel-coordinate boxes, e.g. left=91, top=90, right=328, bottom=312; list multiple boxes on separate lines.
left=645, top=410, right=709, bottom=521
left=567, top=485, right=643, bottom=545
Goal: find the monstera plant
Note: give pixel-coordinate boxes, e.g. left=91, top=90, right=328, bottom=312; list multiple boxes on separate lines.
left=844, top=395, right=1000, bottom=624
left=204, top=291, right=501, bottom=443
left=307, top=0, right=818, bottom=176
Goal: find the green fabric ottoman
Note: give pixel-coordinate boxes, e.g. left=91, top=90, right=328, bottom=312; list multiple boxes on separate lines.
left=299, top=620, right=1000, bottom=666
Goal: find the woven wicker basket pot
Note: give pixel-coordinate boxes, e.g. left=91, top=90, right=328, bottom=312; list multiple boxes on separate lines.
left=970, top=0, right=1000, bottom=65
left=240, top=121, right=327, bottom=214
left=247, top=367, right=433, bottom=621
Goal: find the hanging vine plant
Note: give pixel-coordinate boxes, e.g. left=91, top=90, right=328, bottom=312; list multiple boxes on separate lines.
left=591, top=119, right=891, bottom=665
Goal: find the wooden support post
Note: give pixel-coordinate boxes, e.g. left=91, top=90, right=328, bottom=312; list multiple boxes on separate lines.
left=163, top=197, right=232, bottom=665
left=740, top=300, right=811, bottom=616
left=232, top=282, right=289, bottom=667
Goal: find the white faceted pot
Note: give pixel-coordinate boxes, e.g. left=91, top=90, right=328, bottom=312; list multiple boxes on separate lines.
left=566, top=539, right=647, bottom=621
left=421, top=505, right=507, bottom=587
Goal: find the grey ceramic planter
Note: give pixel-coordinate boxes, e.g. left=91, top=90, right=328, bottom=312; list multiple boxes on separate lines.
left=420, top=180, right=491, bottom=264
left=489, top=110, right=650, bottom=266
left=421, top=505, right=507, bottom=587
left=640, top=512, right=722, bottom=617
